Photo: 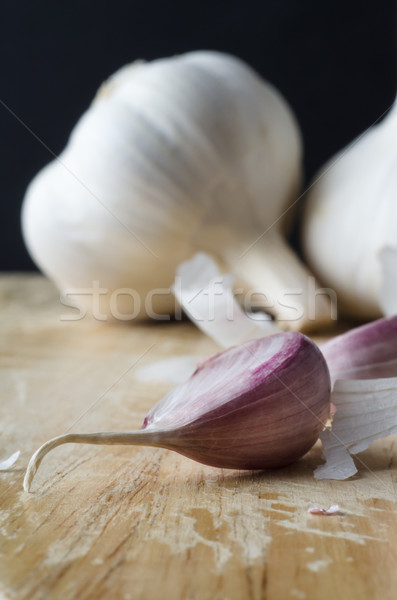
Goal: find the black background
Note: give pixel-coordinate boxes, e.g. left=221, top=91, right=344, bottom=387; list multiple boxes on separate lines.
left=1, top=0, right=396, bottom=270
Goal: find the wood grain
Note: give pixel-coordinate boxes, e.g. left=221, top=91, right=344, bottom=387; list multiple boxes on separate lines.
left=0, top=274, right=396, bottom=600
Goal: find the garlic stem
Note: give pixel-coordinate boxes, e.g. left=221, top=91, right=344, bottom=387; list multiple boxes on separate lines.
left=224, top=234, right=334, bottom=331
left=23, top=430, right=166, bottom=493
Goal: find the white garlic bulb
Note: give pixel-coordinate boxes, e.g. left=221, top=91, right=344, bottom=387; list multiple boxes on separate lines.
left=302, top=101, right=397, bottom=319
left=22, top=51, right=331, bottom=329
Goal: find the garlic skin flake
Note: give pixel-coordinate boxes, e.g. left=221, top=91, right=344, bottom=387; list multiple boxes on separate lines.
left=314, top=377, right=397, bottom=480
left=303, top=102, right=397, bottom=319
left=173, top=252, right=279, bottom=348
left=22, top=51, right=330, bottom=330
left=0, top=451, right=20, bottom=471
left=315, top=316, right=397, bottom=480
left=24, top=332, right=331, bottom=492
left=307, top=504, right=340, bottom=516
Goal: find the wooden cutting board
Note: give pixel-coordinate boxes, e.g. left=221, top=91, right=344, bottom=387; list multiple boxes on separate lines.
left=0, top=274, right=396, bottom=600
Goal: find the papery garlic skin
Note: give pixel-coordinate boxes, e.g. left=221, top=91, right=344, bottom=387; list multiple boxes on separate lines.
left=315, top=376, right=397, bottom=480
left=173, top=252, right=279, bottom=348
left=24, top=332, right=331, bottom=491
left=0, top=451, right=20, bottom=471
left=303, top=102, right=397, bottom=318
left=22, top=51, right=330, bottom=329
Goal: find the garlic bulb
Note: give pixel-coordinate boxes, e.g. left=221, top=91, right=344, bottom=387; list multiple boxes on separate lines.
left=24, top=332, right=331, bottom=491
left=302, top=101, right=397, bottom=318
left=22, top=51, right=331, bottom=330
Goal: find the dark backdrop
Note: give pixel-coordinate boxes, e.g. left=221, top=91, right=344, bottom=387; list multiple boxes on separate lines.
left=1, top=0, right=396, bottom=270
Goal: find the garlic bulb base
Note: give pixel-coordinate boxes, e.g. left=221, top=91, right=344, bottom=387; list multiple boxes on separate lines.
left=219, top=234, right=335, bottom=332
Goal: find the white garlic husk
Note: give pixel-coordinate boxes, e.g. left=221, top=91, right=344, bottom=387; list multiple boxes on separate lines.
left=22, top=51, right=331, bottom=329
left=302, top=100, right=397, bottom=319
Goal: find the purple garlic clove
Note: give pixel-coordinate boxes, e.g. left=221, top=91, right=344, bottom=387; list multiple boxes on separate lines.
left=24, top=332, right=331, bottom=492
left=141, top=332, right=331, bottom=469
left=321, top=315, right=397, bottom=384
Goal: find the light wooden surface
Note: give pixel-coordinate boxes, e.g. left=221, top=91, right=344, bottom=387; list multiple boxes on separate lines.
left=1, top=274, right=397, bottom=600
